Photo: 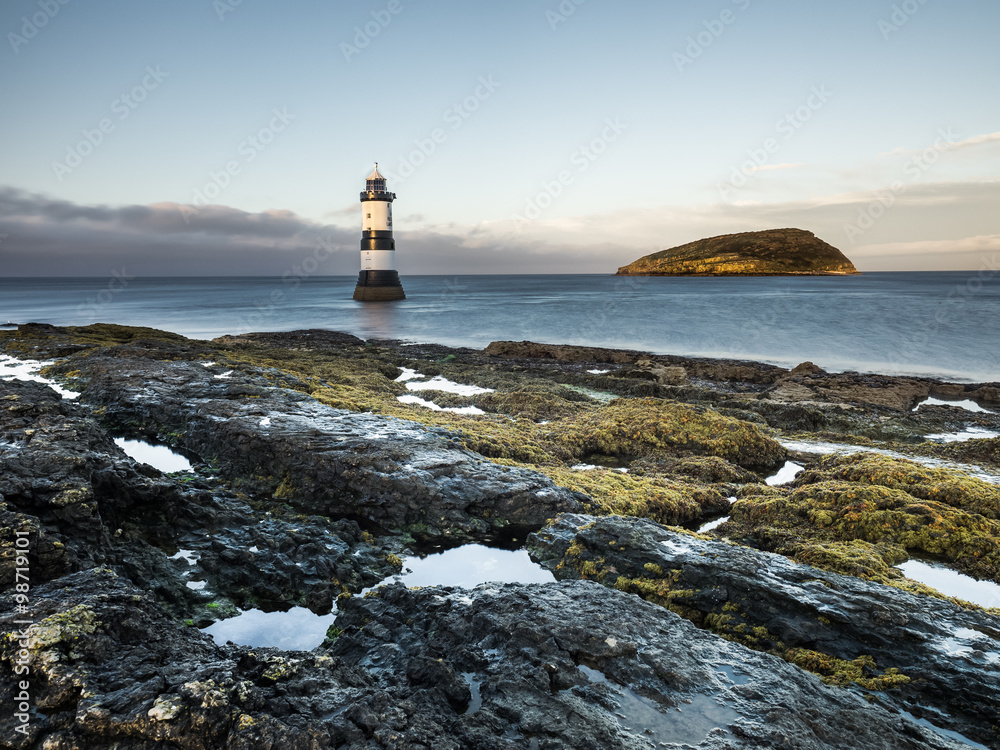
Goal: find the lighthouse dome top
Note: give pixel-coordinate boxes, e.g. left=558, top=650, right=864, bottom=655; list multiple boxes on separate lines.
left=365, top=163, right=387, bottom=192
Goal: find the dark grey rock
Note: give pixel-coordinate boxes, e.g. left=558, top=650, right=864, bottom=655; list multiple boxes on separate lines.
left=529, top=513, right=1000, bottom=748
left=78, top=354, right=583, bottom=542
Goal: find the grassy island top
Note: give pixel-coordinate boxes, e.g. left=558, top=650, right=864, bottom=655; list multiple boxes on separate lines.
left=616, top=228, right=859, bottom=276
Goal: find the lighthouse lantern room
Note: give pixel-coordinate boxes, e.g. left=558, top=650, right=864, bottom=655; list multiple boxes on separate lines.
left=353, top=163, right=405, bottom=301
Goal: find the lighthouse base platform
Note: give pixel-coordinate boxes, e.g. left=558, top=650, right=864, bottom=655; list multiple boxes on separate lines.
left=353, top=270, right=405, bottom=302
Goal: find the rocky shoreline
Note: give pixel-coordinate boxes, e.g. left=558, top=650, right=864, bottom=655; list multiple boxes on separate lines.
left=2, top=323, right=999, bottom=749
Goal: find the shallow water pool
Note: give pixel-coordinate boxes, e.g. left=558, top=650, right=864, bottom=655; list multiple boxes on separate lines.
left=114, top=438, right=193, bottom=473
left=370, top=543, right=556, bottom=592
left=896, top=559, right=1000, bottom=609
left=202, top=608, right=336, bottom=650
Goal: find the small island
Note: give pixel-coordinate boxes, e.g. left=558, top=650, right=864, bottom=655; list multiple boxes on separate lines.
left=615, top=228, right=859, bottom=276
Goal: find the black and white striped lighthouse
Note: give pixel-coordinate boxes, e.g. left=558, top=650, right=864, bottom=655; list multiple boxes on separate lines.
left=353, top=163, right=405, bottom=301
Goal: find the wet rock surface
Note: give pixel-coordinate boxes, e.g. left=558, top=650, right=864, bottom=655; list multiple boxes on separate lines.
left=0, top=567, right=981, bottom=750
left=78, top=353, right=583, bottom=542
left=0, top=376, right=395, bottom=620
left=2, top=323, right=1000, bottom=749
left=530, top=513, right=1000, bottom=748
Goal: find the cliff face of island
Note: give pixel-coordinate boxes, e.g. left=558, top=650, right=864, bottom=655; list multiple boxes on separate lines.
left=616, top=228, right=860, bottom=276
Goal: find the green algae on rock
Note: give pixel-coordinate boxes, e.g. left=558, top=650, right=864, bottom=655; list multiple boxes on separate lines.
left=725, top=452, right=1000, bottom=585
left=615, top=228, right=859, bottom=276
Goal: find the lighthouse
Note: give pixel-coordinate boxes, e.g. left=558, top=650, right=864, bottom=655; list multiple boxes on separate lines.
left=353, top=163, right=405, bottom=301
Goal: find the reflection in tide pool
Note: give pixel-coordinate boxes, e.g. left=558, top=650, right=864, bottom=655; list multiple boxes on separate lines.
left=203, top=608, right=335, bottom=650
left=898, top=709, right=990, bottom=750
left=897, top=559, right=1000, bottom=609
left=114, top=438, right=193, bottom=473
left=374, top=544, right=555, bottom=591
left=578, top=664, right=739, bottom=746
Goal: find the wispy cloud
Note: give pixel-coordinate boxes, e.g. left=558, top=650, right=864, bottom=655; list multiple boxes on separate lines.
left=878, top=129, right=1000, bottom=158
left=745, top=162, right=805, bottom=173
left=949, top=131, right=1000, bottom=151
left=2, top=180, right=998, bottom=276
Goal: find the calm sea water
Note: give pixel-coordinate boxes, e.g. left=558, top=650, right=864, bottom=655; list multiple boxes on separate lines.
left=1, top=273, right=997, bottom=382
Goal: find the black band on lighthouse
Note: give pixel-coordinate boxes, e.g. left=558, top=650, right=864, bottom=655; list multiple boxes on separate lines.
left=361, top=237, right=396, bottom=252
left=356, top=270, right=403, bottom=287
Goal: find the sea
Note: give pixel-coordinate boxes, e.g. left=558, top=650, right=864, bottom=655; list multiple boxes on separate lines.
left=1, top=272, right=997, bottom=383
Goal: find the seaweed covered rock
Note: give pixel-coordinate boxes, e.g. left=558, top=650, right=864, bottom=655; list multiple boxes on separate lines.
left=726, top=453, right=1000, bottom=583
left=537, top=465, right=731, bottom=526
left=556, top=398, right=786, bottom=471
left=940, top=436, right=1000, bottom=470
left=529, top=513, right=1000, bottom=748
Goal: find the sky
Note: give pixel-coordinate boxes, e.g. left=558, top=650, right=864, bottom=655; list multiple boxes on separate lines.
left=1, top=0, right=998, bottom=276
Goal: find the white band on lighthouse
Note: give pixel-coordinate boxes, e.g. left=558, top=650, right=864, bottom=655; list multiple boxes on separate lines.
left=362, top=202, right=392, bottom=232
left=361, top=250, right=396, bottom=271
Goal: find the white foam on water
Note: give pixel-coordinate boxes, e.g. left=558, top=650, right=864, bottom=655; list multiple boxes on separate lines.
left=114, top=438, right=193, bottom=473
left=913, top=396, right=992, bottom=414
left=698, top=516, right=729, bottom=533
left=169, top=549, right=199, bottom=565
left=587, top=369, right=610, bottom=375
left=213, top=371, right=233, bottom=380
left=395, top=367, right=424, bottom=382
left=661, top=537, right=697, bottom=554
left=396, top=394, right=484, bottom=415
left=779, top=439, right=1000, bottom=485
left=405, top=375, right=494, bottom=396
left=0, top=354, right=80, bottom=399
left=924, top=427, right=999, bottom=443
